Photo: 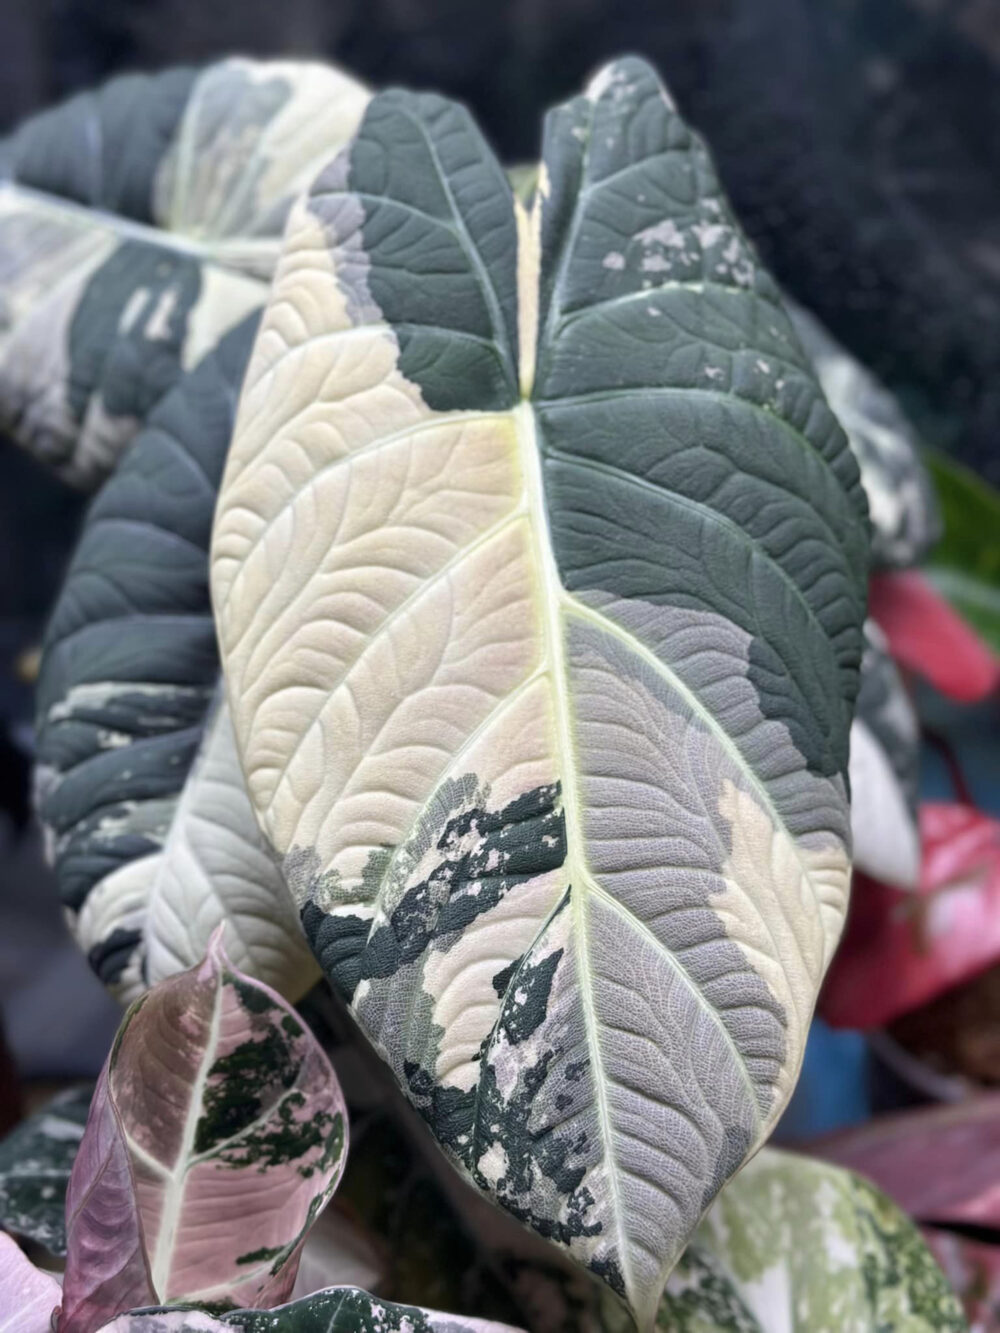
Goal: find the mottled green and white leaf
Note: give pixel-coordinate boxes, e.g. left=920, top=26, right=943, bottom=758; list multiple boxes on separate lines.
left=0, top=1084, right=92, bottom=1254
left=34, top=319, right=316, bottom=1003
left=104, top=1293, right=522, bottom=1333
left=790, top=302, right=939, bottom=571
left=0, top=59, right=368, bottom=487
left=660, top=1149, right=967, bottom=1332
left=213, top=57, right=868, bottom=1326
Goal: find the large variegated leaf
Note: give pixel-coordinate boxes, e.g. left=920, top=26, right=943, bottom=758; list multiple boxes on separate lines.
left=0, top=1084, right=92, bottom=1254
left=60, top=935, right=347, bottom=1333
left=849, top=620, right=920, bottom=889
left=659, top=1149, right=967, bottom=1331
left=212, top=57, right=869, bottom=1325
left=789, top=303, right=940, bottom=571
left=0, top=59, right=368, bottom=488
left=34, top=317, right=317, bottom=1003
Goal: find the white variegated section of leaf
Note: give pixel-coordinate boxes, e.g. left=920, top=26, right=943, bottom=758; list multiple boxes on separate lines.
left=849, top=620, right=921, bottom=889
left=146, top=692, right=320, bottom=999
left=0, top=58, right=370, bottom=487
left=73, top=852, right=164, bottom=1004
left=154, top=60, right=371, bottom=273
left=849, top=720, right=921, bottom=888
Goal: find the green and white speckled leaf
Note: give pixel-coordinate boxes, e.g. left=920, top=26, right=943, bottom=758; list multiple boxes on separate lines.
left=104, top=1293, right=522, bottom=1333
left=212, top=57, right=869, bottom=1326
left=0, top=1084, right=92, bottom=1255
left=0, top=59, right=368, bottom=488
left=849, top=621, right=921, bottom=889
left=660, top=1149, right=967, bottom=1332
left=789, top=304, right=940, bottom=572
left=34, top=317, right=317, bottom=1004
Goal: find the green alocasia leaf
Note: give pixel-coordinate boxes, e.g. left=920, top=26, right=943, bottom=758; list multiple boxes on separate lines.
left=659, top=1148, right=968, bottom=1332
left=212, top=57, right=869, bottom=1327
left=788, top=302, right=940, bottom=572
left=0, top=1084, right=92, bottom=1255
left=0, top=59, right=368, bottom=489
left=924, top=449, right=1000, bottom=655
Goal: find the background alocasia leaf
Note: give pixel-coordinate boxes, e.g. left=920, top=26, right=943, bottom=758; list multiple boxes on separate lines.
left=0, top=1083, right=92, bottom=1254
left=789, top=301, right=940, bottom=572
left=0, top=59, right=368, bottom=488
left=60, top=934, right=347, bottom=1332
left=212, top=56, right=869, bottom=1325
left=33, top=318, right=318, bottom=1003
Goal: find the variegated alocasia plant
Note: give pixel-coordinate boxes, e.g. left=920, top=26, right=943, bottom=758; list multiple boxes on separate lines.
left=32, top=317, right=320, bottom=1003
left=212, top=56, right=869, bottom=1326
left=0, top=58, right=369, bottom=489
left=58, top=931, right=347, bottom=1332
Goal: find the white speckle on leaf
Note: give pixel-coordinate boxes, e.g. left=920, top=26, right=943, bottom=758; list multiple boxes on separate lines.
left=602, top=251, right=626, bottom=271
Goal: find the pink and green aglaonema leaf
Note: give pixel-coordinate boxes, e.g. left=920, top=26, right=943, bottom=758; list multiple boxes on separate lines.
left=820, top=801, right=1000, bottom=1029
left=60, top=929, right=347, bottom=1333
left=0, top=1230, right=61, bottom=1332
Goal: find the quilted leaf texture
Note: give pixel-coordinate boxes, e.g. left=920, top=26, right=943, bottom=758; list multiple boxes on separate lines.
left=213, top=58, right=869, bottom=1326
left=35, top=316, right=318, bottom=1003
left=0, top=59, right=368, bottom=487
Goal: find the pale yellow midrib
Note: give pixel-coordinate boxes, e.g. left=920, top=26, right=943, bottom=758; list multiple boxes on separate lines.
left=512, top=397, right=635, bottom=1304
left=148, top=976, right=223, bottom=1297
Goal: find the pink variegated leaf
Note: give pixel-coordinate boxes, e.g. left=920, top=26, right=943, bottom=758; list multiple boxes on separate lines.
left=61, top=930, right=347, bottom=1333
left=821, top=802, right=1000, bottom=1030
left=0, top=1231, right=61, bottom=1332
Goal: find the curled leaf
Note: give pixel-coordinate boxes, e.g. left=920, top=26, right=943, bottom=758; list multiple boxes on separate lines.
left=61, top=934, right=347, bottom=1332
left=0, top=59, right=368, bottom=488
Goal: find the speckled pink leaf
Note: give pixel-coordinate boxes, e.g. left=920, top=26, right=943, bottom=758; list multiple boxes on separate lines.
left=60, top=930, right=347, bottom=1332
left=0, top=1231, right=61, bottom=1331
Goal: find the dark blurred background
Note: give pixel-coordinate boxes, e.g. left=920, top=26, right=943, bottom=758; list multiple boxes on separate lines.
left=1, top=0, right=998, bottom=1097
